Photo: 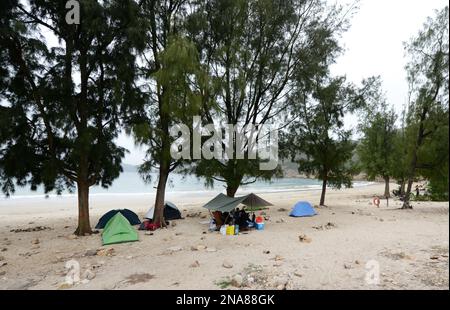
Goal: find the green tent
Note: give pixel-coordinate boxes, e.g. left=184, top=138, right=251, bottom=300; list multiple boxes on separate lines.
left=202, top=193, right=273, bottom=212
left=102, top=212, right=139, bottom=245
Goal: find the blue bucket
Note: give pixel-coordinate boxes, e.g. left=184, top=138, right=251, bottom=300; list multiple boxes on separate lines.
left=256, top=222, right=265, bottom=230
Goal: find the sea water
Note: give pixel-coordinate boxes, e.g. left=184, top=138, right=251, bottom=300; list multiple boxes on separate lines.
left=0, top=169, right=373, bottom=201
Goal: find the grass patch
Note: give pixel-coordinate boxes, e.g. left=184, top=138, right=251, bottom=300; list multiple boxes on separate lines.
left=215, top=278, right=232, bottom=289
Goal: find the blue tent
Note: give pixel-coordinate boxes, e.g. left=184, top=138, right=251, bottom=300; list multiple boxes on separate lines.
left=290, top=201, right=317, bottom=217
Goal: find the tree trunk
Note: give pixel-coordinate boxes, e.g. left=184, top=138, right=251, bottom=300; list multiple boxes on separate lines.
left=400, top=180, right=405, bottom=196
left=74, top=180, right=92, bottom=235
left=319, top=177, right=327, bottom=206
left=402, top=178, right=414, bottom=209
left=402, top=103, right=429, bottom=209
left=153, top=163, right=169, bottom=227
left=403, top=145, right=418, bottom=209
left=226, top=186, right=238, bottom=198
left=383, top=176, right=390, bottom=198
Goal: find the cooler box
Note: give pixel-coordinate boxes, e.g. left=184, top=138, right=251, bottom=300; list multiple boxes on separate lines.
left=256, top=222, right=265, bottom=230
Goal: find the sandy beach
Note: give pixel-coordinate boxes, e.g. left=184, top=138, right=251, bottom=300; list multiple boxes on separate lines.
left=0, top=183, right=448, bottom=290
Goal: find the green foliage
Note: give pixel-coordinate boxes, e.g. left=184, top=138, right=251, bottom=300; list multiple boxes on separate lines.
left=402, top=6, right=449, bottom=202
left=129, top=1, right=208, bottom=182
left=184, top=0, right=355, bottom=194
left=215, top=278, right=232, bottom=289
left=282, top=76, right=363, bottom=198
left=417, top=120, right=449, bottom=200
left=154, top=36, right=204, bottom=117
left=0, top=0, right=145, bottom=194
left=357, top=77, right=397, bottom=181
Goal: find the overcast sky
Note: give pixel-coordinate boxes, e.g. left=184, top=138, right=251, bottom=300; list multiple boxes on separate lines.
left=120, top=0, right=448, bottom=165
left=332, top=0, right=448, bottom=107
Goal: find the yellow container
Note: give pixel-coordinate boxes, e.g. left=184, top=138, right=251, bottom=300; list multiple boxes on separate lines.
left=226, top=225, right=235, bottom=235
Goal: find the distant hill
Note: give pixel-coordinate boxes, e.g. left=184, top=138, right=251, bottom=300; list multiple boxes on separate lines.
left=122, top=164, right=139, bottom=172
left=122, top=157, right=371, bottom=181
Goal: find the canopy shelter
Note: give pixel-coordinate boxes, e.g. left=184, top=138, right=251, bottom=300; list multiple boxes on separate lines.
left=242, top=193, right=273, bottom=209
left=203, top=193, right=273, bottom=213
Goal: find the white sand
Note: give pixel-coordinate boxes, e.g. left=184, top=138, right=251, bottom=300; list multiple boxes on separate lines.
left=0, top=183, right=448, bottom=290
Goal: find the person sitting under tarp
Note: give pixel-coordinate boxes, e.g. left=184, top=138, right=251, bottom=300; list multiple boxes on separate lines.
left=212, top=208, right=256, bottom=231
left=212, top=211, right=232, bottom=229
left=231, top=208, right=253, bottom=230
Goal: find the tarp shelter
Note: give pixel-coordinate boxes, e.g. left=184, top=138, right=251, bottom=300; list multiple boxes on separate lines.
left=102, top=212, right=139, bottom=245
left=95, top=209, right=141, bottom=229
left=290, top=201, right=317, bottom=217
left=242, top=193, right=273, bottom=209
left=202, top=193, right=273, bottom=213
left=145, top=201, right=182, bottom=221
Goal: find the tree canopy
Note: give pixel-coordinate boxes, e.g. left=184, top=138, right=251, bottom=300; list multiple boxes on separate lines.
left=357, top=77, right=398, bottom=197
left=184, top=0, right=356, bottom=197
left=401, top=6, right=449, bottom=207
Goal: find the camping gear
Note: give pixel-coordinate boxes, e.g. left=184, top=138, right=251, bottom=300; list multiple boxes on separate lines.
left=147, top=222, right=159, bottom=231
left=242, top=193, right=273, bottom=209
left=290, top=201, right=317, bottom=217
left=256, top=222, right=265, bottom=230
left=102, top=213, right=139, bottom=245
left=234, top=224, right=239, bottom=235
left=139, top=221, right=160, bottom=231
left=145, top=201, right=182, bottom=221
left=212, top=211, right=224, bottom=228
left=202, top=193, right=273, bottom=213
left=220, top=225, right=227, bottom=236
left=209, top=219, right=217, bottom=231
left=138, top=222, right=146, bottom=230
left=226, top=225, right=235, bottom=235
left=95, top=209, right=141, bottom=229
left=255, top=216, right=264, bottom=223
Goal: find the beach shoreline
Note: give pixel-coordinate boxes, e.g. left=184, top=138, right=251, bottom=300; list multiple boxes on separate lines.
left=0, top=183, right=448, bottom=290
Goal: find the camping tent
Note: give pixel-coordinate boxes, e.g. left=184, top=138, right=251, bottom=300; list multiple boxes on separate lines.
left=95, top=209, right=141, bottom=229
left=202, top=193, right=273, bottom=213
left=102, top=212, right=139, bottom=245
left=145, top=201, right=182, bottom=220
left=290, top=201, right=316, bottom=217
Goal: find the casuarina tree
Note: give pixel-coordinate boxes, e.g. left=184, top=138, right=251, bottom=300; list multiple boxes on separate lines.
left=282, top=75, right=366, bottom=206
left=129, top=1, right=208, bottom=226
left=185, top=0, right=357, bottom=197
left=357, top=77, right=398, bottom=198
left=401, top=6, right=449, bottom=208
left=0, top=0, right=145, bottom=235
